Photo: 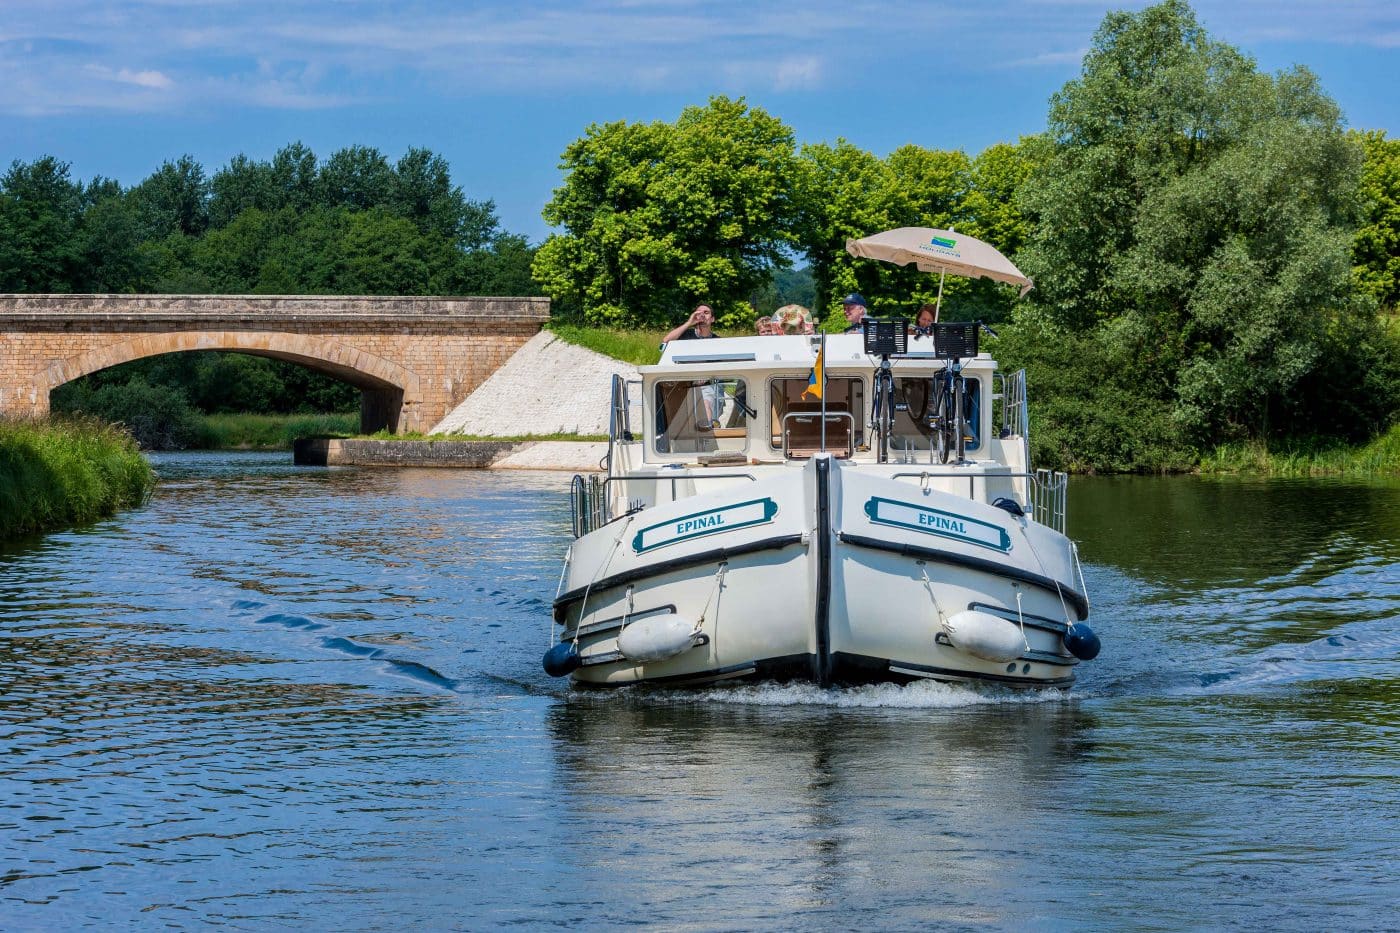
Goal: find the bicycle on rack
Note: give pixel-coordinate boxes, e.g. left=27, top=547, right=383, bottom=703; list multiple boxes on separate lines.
left=924, top=321, right=998, bottom=464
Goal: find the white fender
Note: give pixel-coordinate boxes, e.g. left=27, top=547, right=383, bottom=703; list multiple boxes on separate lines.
left=942, top=610, right=1025, bottom=663
left=617, top=614, right=699, bottom=663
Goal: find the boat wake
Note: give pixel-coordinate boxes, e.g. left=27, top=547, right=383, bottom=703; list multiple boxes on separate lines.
left=579, top=679, right=1076, bottom=709
left=235, top=601, right=463, bottom=693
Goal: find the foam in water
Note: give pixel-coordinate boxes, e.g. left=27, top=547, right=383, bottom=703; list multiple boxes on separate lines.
left=586, top=679, right=1076, bottom=709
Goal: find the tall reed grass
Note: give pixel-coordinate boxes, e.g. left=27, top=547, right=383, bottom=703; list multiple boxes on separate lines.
left=0, top=416, right=156, bottom=540
left=1199, top=425, right=1400, bottom=476
left=193, top=413, right=359, bottom=449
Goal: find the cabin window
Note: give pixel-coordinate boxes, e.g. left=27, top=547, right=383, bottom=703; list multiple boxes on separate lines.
left=653, top=378, right=750, bottom=455
left=890, top=376, right=981, bottom=456
left=769, top=376, right=865, bottom=458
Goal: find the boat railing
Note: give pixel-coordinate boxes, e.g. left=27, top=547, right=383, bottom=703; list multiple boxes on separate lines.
left=995, top=369, right=1029, bottom=438
left=1032, top=469, right=1068, bottom=533
left=605, top=374, right=643, bottom=479
left=572, top=471, right=760, bottom=537
left=571, top=473, right=611, bottom=538
left=890, top=468, right=1068, bottom=535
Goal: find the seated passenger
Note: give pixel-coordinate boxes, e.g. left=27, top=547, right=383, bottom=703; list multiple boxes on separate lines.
left=773, top=304, right=814, bottom=335
left=840, top=293, right=868, bottom=333
left=912, top=303, right=937, bottom=336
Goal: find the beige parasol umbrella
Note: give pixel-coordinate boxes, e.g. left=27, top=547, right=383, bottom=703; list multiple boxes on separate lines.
left=845, top=227, right=1033, bottom=319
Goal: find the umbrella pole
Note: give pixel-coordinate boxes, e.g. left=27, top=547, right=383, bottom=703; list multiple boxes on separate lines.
left=819, top=333, right=827, bottom=451
left=934, top=269, right=946, bottom=322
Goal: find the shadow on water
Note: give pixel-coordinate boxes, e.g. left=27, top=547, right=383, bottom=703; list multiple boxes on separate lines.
left=545, top=691, right=1101, bottom=926
left=3, top=453, right=1398, bottom=927
left=1067, top=475, right=1400, bottom=701
left=1070, top=473, right=1400, bottom=586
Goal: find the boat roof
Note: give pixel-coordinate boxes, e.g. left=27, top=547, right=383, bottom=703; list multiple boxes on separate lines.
left=647, top=333, right=997, bottom=374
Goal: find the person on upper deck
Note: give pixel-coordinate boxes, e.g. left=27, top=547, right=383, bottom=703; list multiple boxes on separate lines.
left=840, top=293, right=868, bottom=333
left=663, top=303, right=720, bottom=343
left=913, top=303, right=937, bottom=336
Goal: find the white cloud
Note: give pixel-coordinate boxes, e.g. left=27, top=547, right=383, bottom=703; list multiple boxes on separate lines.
left=1, top=0, right=1398, bottom=116
left=113, top=67, right=173, bottom=89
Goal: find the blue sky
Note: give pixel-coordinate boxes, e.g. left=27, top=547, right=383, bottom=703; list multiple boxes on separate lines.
left=4, top=1, right=1397, bottom=243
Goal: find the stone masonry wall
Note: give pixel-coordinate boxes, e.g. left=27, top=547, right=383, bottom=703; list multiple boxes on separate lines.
left=0, top=295, right=549, bottom=433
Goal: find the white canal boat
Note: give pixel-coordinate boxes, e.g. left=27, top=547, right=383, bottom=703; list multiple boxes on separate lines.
left=545, top=228, right=1100, bottom=689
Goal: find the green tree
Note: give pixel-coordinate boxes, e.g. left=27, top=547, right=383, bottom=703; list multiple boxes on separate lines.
left=457, top=233, right=538, bottom=296
left=391, top=147, right=499, bottom=249
left=209, top=154, right=278, bottom=228
left=1353, top=130, right=1400, bottom=310
left=534, top=96, right=800, bottom=326
left=0, top=157, right=84, bottom=291
left=1009, top=0, right=1386, bottom=449
left=130, top=155, right=210, bottom=238
left=319, top=145, right=395, bottom=212
left=964, top=138, right=1046, bottom=261
left=795, top=141, right=981, bottom=323
left=77, top=179, right=147, bottom=292
left=793, top=139, right=898, bottom=321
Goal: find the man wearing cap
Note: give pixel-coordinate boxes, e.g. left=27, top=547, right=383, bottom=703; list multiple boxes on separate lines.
left=840, top=293, right=868, bottom=333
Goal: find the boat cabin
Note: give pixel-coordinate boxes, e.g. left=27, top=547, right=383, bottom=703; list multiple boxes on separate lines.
left=639, top=333, right=999, bottom=465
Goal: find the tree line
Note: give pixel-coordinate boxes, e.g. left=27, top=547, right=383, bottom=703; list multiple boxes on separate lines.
left=6, top=0, right=1399, bottom=468
left=533, top=0, right=1400, bottom=469
left=1, top=143, right=538, bottom=428
left=0, top=143, right=535, bottom=296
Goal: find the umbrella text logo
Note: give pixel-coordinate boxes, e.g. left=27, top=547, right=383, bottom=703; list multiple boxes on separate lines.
left=930, top=235, right=957, bottom=250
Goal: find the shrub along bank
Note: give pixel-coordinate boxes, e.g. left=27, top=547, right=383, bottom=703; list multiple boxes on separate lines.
left=196, top=413, right=359, bottom=450
left=0, top=417, right=156, bottom=540
left=52, top=377, right=357, bottom=451
left=1198, top=425, right=1400, bottom=477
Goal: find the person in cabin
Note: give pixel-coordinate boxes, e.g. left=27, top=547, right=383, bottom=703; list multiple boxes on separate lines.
left=913, top=303, right=937, bottom=336
left=663, top=303, right=720, bottom=343
left=840, top=293, right=869, bottom=333
left=755, top=315, right=774, bottom=335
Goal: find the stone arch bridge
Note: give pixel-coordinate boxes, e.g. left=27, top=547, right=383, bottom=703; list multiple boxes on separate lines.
left=0, top=295, right=549, bottom=433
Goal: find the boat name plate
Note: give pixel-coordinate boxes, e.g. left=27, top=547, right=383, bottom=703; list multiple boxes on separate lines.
left=863, top=496, right=1011, bottom=552
left=633, top=498, right=779, bottom=554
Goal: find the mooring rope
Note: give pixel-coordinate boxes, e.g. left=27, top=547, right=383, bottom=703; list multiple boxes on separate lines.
left=572, top=514, right=634, bottom=647
left=1018, top=523, right=1075, bottom=629
left=918, top=563, right=949, bottom=630
left=1014, top=590, right=1031, bottom=652
left=692, top=563, right=728, bottom=637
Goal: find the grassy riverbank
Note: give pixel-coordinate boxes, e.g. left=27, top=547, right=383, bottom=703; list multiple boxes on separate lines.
left=195, top=413, right=358, bottom=450
left=547, top=323, right=666, bottom=366
left=0, top=417, right=156, bottom=540
left=1199, top=425, right=1400, bottom=477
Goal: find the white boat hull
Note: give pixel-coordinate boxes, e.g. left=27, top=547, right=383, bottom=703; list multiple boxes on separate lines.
left=553, top=456, right=1088, bottom=689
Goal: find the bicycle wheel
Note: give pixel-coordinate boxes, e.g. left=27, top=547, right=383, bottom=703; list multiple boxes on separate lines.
left=931, top=379, right=953, bottom=464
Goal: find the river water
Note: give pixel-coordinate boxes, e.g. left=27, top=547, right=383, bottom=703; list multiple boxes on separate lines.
left=2, top=453, right=1397, bottom=929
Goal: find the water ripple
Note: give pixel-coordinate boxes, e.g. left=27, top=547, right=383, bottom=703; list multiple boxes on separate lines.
left=1, top=455, right=1397, bottom=927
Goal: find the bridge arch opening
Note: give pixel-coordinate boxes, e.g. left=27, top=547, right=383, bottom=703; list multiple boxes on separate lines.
left=40, top=332, right=422, bottom=434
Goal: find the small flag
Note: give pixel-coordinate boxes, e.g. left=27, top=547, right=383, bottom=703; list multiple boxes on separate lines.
left=803, top=343, right=824, bottom=400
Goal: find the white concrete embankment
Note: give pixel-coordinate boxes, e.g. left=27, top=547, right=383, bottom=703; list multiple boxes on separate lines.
left=490, top=441, right=609, bottom=472
left=430, top=331, right=638, bottom=471
left=431, top=331, right=640, bottom=437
